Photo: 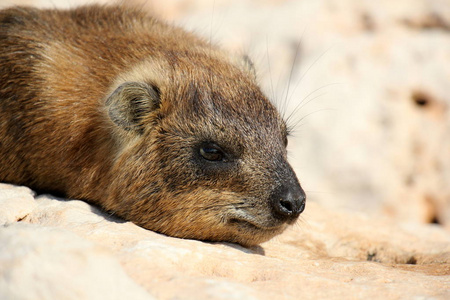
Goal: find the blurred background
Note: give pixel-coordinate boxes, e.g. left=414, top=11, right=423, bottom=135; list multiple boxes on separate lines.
left=2, top=0, right=450, bottom=229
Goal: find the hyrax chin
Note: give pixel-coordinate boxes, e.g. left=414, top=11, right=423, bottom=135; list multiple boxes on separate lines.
left=0, top=4, right=306, bottom=246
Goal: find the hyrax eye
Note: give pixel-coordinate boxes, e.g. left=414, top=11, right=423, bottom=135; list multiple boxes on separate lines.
left=199, top=144, right=225, bottom=162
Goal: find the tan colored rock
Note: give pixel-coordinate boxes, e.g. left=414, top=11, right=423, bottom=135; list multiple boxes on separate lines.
left=0, top=222, right=154, bottom=300
left=0, top=186, right=442, bottom=299
left=0, top=184, right=36, bottom=225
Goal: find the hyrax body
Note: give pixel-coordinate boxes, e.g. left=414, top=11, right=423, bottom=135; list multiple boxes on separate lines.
left=0, top=5, right=305, bottom=246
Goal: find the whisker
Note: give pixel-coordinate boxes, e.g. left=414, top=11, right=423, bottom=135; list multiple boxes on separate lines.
left=285, top=45, right=335, bottom=107
left=266, top=35, right=276, bottom=103
left=286, top=91, right=328, bottom=128
left=285, top=82, right=341, bottom=125
left=295, top=216, right=312, bottom=231
left=209, top=0, right=216, bottom=54
left=288, top=108, right=336, bottom=136
left=281, top=32, right=306, bottom=118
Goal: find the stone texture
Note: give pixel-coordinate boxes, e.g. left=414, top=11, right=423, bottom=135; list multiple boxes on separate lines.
left=0, top=184, right=36, bottom=225
left=1, top=0, right=450, bottom=299
left=1, top=184, right=449, bottom=299
left=0, top=221, right=154, bottom=300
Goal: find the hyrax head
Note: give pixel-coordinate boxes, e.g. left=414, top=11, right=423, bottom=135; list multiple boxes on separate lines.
left=103, top=51, right=306, bottom=246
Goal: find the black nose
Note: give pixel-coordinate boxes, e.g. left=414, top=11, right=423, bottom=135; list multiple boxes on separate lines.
left=270, top=184, right=306, bottom=221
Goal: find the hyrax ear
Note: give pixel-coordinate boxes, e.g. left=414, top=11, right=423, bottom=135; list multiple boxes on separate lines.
left=241, top=54, right=257, bottom=79
left=230, top=53, right=257, bottom=79
left=105, top=82, right=160, bottom=134
left=234, top=54, right=257, bottom=79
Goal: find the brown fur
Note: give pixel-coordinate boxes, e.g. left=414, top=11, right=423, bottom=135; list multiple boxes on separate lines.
left=0, top=4, right=305, bottom=246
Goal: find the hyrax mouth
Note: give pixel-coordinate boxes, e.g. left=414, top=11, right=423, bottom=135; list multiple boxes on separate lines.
left=228, top=217, right=278, bottom=230
left=226, top=178, right=306, bottom=234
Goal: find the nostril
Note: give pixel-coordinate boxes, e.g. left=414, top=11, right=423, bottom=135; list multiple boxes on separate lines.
left=270, top=185, right=306, bottom=221
left=272, top=197, right=300, bottom=220
left=279, top=199, right=293, bottom=213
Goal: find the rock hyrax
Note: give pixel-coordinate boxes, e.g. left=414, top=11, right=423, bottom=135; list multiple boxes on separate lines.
left=0, top=4, right=306, bottom=246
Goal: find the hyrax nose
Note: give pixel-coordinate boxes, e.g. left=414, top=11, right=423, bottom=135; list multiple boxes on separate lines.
left=270, top=184, right=306, bottom=221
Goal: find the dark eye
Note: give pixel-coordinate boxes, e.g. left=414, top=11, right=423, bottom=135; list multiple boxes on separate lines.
left=199, top=144, right=225, bottom=162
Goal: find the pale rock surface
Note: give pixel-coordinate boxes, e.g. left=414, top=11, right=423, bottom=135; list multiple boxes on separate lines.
left=1, top=183, right=449, bottom=299
left=0, top=221, right=154, bottom=300
left=0, top=184, right=36, bottom=225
